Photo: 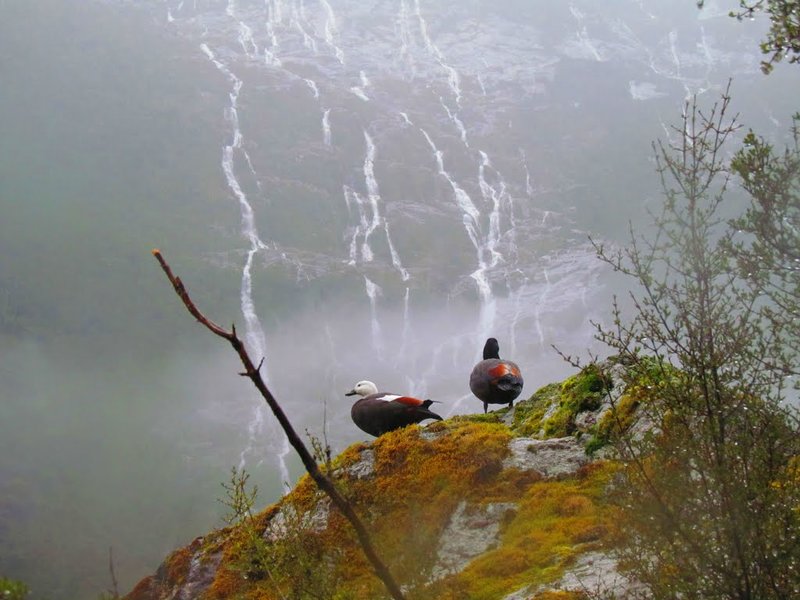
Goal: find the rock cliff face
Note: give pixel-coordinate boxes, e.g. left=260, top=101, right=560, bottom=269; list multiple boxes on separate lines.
left=125, top=363, right=642, bottom=600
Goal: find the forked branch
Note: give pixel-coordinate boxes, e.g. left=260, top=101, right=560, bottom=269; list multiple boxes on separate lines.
left=152, top=249, right=405, bottom=600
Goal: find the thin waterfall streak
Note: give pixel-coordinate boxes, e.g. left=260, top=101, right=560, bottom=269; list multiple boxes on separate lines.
left=534, top=269, right=551, bottom=349
left=356, top=196, right=374, bottom=263
left=364, top=276, right=384, bottom=360
left=304, top=78, right=320, bottom=98
left=238, top=405, right=265, bottom=468
left=319, top=0, right=345, bottom=64
left=350, top=70, right=371, bottom=101
left=322, top=108, right=332, bottom=146
left=419, top=128, right=479, bottom=224
left=580, top=26, right=603, bottom=61
left=445, top=392, right=475, bottom=418
left=202, top=40, right=292, bottom=483
left=394, top=286, right=412, bottom=369
left=402, top=286, right=411, bottom=347
left=521, top=149, right=535, bottom=197
left=440, top=97, right=468, bottom=147
left=363, top=132, right=409, bottom=280
left=239, top=20, right=259, bottom=57
left=268, top=0, right=284, bottom=24
left=343, top=186, right=364, bottom=264
left=277, top=434, right=292, bottom=494
left=669, top=29, right=681, bottom=79
left=397, top=0, right=416, bottom=74
left=385, top=222, right=410, bottom=281
left=291, top=2, right=318, bottom=53
left=264, top=9, right=282, bottom=66
left=477, top=74, right=486, bottom=96
left=420, top=128, right=490, bottom=320
left=413, top=0, right=462, bottom=104
left=569, top=4, right=602, bottom=61
left=478, top=151, right=504, bottom=267
left=362, top=132, right=382, bottom=257
left=350, top=86, right=370, bottom=101
left=419, top=126, right=499, bottom=339
left=342, top=184, right=354, bottom=214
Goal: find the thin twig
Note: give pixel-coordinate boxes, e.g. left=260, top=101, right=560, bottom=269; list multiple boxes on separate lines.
left=152, top=249, right=405, bottom=600
left=108, top=547, right=120, bottom=599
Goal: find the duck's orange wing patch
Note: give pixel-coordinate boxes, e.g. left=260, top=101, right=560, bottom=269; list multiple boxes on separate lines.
left=392, top=396, right=425, bottom=407
left=489, top=362, right=521, bottom=379
left=489, top=363, right=511, bottom=378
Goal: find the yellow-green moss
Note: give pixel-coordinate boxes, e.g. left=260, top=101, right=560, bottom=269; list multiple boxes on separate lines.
left=530, top=592, right=587, bottom=600
left=164, top=544, right=194, bottom=585
left=449, top=462, right=616, bottom=599
left=584, top=357, right=676, bottom=454
left=513, top=365, right=612, bottom=439
left=448, top=410, right=507, bottom=425
left=127, top=415, right=618, bottom=600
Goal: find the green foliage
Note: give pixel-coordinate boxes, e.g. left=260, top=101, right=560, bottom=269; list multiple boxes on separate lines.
left=594, top=89, right=800, bottom=598
left=244, top=500, right=349, bottom=600
left=512, top=364, right=612, bottom=439
left=584, top=356, right=681, bottom=455
left=729, top=114, right=800, bottom=363
left=210, top=467, right=349, bottom=599
left=0, top=578, right=29, bottom=600
left=723, top=0, right=800, bottom=73
left=218, top=467, right=258, bottom=527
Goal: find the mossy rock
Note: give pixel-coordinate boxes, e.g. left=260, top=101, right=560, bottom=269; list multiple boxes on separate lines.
left=125, top=420, right=618, bottom=600
left=512, top=364, right=612, bottom=440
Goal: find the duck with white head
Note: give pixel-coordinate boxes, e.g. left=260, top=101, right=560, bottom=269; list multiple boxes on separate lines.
left=345, top=380, right=443, bottom=437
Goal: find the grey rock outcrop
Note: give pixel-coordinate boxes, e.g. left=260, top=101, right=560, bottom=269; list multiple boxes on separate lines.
left=430, top=500, right=517, bottom=581
left=503, top=436, right=590, bottom=478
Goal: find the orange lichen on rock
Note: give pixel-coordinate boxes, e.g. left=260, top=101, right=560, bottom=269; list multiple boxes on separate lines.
left=124, top=417, right=617, bottom=600
left=450, top=462, right=616, bottom=600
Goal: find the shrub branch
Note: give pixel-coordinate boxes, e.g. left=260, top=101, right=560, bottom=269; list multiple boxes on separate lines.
left=152, top=249, right=405, bottom=600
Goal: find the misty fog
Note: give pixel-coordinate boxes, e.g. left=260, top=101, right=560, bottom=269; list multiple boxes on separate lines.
left=0, top=0, right=796, bottom=597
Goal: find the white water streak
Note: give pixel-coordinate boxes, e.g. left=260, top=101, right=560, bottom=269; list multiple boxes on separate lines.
left=304, top=78, right=320, bottom=98
left=478, top=151, right=504, bottom=269
left=413, top=0, right=462, bottom=105
left=322, top=108, right=332, bottom=146
left=520, top=149, right=535, bottom=197
left=362, top=132, right=382, bottom=260
left=420, top=129, right=479, bottom=225
left=363, top=132, right=410, bottom=281
left=291, top=2, right=318, bottom=53
left=569, top=4, right=603, bottom=61
left=201, top=41, right=291, bottom=494
left=419, top=127, right=493, bottom=326
left=440, top=97, right=468, bottom=147
left=350, top=86, right=370, bottom=101
left=319, top=0, right=345, bottom=63
left=364, top=276, right=384, bottom=359
left=397, top=0, right=416, bottom=74
left=264, top=7, right=282, bottom=66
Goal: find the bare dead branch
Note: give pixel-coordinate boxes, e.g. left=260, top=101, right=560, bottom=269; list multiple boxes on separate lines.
left=152, top=249, right=405, bottom=600
left=108, top=547, right=120, bottom=599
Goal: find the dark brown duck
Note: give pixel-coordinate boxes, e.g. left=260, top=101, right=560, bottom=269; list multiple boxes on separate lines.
left=469, top=337, right=524, bottom=413
left=345, top=380, right=443, bottom=437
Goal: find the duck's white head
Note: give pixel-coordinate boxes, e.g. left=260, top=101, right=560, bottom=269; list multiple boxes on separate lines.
left=345, top=380, right=379, bottom=397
